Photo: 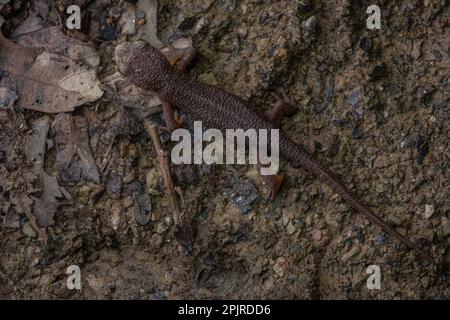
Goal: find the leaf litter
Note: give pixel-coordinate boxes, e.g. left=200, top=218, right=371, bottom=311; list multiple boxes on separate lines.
left=0, top=0, right=448, bottom=300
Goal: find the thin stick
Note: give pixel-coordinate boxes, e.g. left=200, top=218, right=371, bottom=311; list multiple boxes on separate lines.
left=144, top=121, right=181, bottom=225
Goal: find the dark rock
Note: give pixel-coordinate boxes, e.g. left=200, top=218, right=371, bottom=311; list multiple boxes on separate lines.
left=351, top=124, right=364, bottom=139
left=359, top=37, right=372, bottom=53
left=178, top=16, right=198, bottom=31
left=267, top=44, right=278, bottom=56
left=108, top=7, right=122, bottom=19
left=347, top=90, right=360, bottom=107
left=432, top=49, right=442, bottom=62
left=370, top=64, right=387, bottom=81
left=415, top=135, right=429, bottom=164
left=99, top=24, right=118, bottom=41
left=107, top=172, right=122, bottom=195
left=80, top=10, right=91, bottom=35
left=376, top=234, right=387, bottom=245
left=258, top=70, right=270, bottom=82
left=226, top=181, right=258, bottom=214
left=325, top=78, right=334, bottom=102
left=126, top=180, right=142, bottom=195
left=61, top=164, right=82, bottom=182
left=355, top=227, right=365, bottom=243
left=136, top=10, right=146, bottom=20
left=134, top=193, right=152, bottom=226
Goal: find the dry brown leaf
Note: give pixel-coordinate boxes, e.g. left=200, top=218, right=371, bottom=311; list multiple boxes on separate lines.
left=24, top=116, right=66, bottom=227
left=0, top=30, right=103, bottom=113
left=15, top=25, right=100, bottom=67
left=25, top=115, right=50, bottom=166
left=52, top=113, right=100, bottom=184
left=11, top=15, right=44, bottom=38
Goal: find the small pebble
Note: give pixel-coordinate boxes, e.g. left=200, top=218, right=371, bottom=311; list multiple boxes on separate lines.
left=424, top=204, right=434, bottom=219
left=136, top=10, right=146, bottom=20
left=107, top=173, right=122, bottom=196
left=151, top=233, right=163, bottom=247
left=99, top=25, right=118, bottom=41
left=136, top=18, right=146, bottom=25
left=156, top=221, right=169, bottom=234
left=359, top=37, right=372, bottom=52
left=227, top=182, right=258, bottom=214
left=351, top=125, right=364, bottom=139
left=0, top=87, right=18, bottom=108
left=303, top=16, right=317, bottom=31
left=376, top=234, right=387, bottom=245
left=61, top=165, right=82, bottom=182
left=432, top=49, right=442, bottom=61
left=273, top=257, right=287, bottom=277
left=415, top=135, right=429, bottom=164
left=126, top=180, right=142, bottom=195
left=286, top=221, right=296, bottom=235
left=347, top=90, right=360, bottom=108
left=312, top=229, right=322, bottom=241
left=195, top=17, right=208, bottom=33
left=134, top=193, right=152, bottom=226
left=22, top=222, right=37, bottom=238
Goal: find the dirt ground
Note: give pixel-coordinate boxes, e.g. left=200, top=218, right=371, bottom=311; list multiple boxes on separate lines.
left=0, top=0, right=449, bottom=299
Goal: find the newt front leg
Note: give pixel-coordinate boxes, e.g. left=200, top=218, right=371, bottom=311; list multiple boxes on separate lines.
left=161, top=99, right=183, bottom=132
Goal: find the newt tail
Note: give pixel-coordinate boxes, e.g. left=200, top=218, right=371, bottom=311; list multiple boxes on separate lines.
left=115, top=42, right=436, bottom=265
left=280, top=135, right=435, bottom=264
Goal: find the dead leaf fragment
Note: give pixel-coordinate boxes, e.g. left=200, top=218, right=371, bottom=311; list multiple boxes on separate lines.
left=24, top=117, right=66, bottom=226
left=0, top=30, right=103, bottom=113
left=15, top=26, right=100, bottom=67
left=0, top=86, right=17, bottom=108
left=52, top=113, right=100, bottom=184
left=133, top=0, right=163, bottom=48
left=25, top=116, right=50, bottom=166
left=11, top=15, right=44, bottom=38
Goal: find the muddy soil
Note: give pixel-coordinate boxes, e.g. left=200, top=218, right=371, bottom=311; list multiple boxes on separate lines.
left=0, top=0, right=449, bottom=299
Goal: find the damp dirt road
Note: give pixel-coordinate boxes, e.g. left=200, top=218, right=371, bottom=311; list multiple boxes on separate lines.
left=0, top=0, right=449, bottom=299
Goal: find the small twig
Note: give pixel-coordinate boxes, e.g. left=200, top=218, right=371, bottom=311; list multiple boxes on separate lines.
left=144, top=121, right=181, bottom=225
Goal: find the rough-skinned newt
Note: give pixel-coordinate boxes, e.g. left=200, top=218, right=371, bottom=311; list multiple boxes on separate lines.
left=115, top=42, right=435, bottom=265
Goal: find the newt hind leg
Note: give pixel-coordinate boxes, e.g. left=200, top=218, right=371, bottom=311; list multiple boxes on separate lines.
left=267, top=89, right=298, bottom=126
left=259, top=89, right=297, bottom=199
left=261, top=172, right=285, bottom=201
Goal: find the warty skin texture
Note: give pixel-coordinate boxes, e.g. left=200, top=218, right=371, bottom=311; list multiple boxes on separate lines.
left=116, top=42, right=435, bottom=264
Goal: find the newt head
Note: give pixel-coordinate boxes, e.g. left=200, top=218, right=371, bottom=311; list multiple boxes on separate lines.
left=115, top=41, right=172, bottom=92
